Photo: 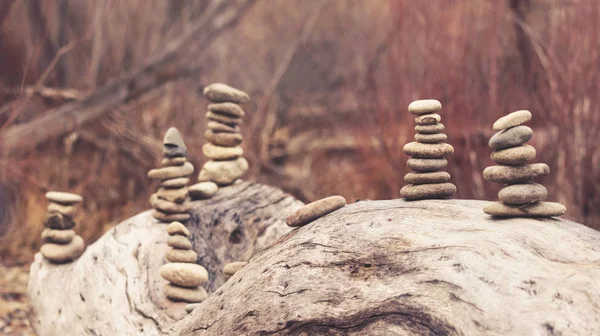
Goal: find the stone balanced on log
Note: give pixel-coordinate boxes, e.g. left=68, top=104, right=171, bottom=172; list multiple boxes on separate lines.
left=286, top=195, right=346, bottom=227
left=483, top=110, right=566, bottom=217
left=400, top=99, right=456, bottom=200
left=40, top=191, right=85, bottom=263
left=190, top=83, right=250, bottom=199
left=160, top=221, right=208, bottom=305
left=147, top=127, right=194, bottom=223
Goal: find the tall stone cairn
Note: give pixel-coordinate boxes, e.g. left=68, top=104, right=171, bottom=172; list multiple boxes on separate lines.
left=400, top=99, right=456, bottom=200
left=195, top=83, right=249, bottom=192
left=483, top=110, right=567, bottom=217
left=41, top=192, right=85, bottom=263
left=160, top=221, right=208, bottom=303
left=147, top=127, right=194, bottom=223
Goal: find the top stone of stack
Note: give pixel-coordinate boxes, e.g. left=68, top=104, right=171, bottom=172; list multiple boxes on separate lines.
left=408, top=100, right=442, bottom=115
left=203, top=83, right=250, bottom=104
left=492, top=110, right=532, bottom=131
left=163, top=127, right=187, bottom=158
left=45, top=191, right=83, bottom=205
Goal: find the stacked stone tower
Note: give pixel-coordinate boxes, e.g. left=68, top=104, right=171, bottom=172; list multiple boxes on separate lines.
left=483, top=110, right=566, bottom=217
left=400, top=100, right=456, bottom=200
left=148, top=128, right=194, bottom=223
left=159, top=221, right=208, bottom=303
left=41, top=191, right=85, bottom=263
left=195, top=83, right=249, bottom=190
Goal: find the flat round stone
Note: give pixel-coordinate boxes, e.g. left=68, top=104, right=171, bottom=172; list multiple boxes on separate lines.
left=286, top=195, right=346, bottom=227
left=40, top=235, right=85, bottom=264
left=204, top=130, right=243, bottom=147
left=202, top=143, right=243, bottom=160
left=408, top=100, right=442, bottom=115
left=168, top=235, right=192, bottom=250
left=207, top=121, right=240, bottom=133
left=167, top=221, right=190, bottom=237
left=150, top=194, right=192, bottom=213
left=47, top=203, right=77, bottom=218
left=208, top=102, right=245, bottom=117
left=167, top=249, right=197, bottom=263
left=491, top=145, right=536, bottom=165
left=185, top=303, right=202, bottom=313
left=493, top=110, right=532, bottom=131
left=483, top=201, right=566, bottom=217
left=400, top=183, right=456, bottom=200
left=483, top=163, right=549, bottom=183
left=197, top=157, right=249, bottom=186
left=206, top=111, right=242, bottom=126
left=161, top=157, right=187, bottom=167
left=203, top=83, right=250, bottom=104
left=152, top=211, right=190, bottom=222
left=41, top=229, right=75, bottom=244
left=498, top=182, right=548, bottom=205
left=489, top=126, right=533, bottom=150
left=189, top=182, right=219, bottom=200
left=414, top=133, right=447, bottom=143
left=415, top=123, right=445, bottom=134
left=407, top=158, right=447, bottom=172
left=156, top=188, right=188, bottom=204
left=415, top=113, right=441, bottom=125
left=159, top=263, right=208, bottom=288
left=148, top=162, right=194, bottom=180
left=44, top=213, right=75, bottom=230
left=164, top=284, right=207, bottom=303
left=403, top=142, right=454, bottom=158
left=45, top=191, right=82, bottom=205
left=404, top=172, right=451, bottom=184
left=223, top=262, right=248, bottom=276
left=160, top=177, right=190, bottom=188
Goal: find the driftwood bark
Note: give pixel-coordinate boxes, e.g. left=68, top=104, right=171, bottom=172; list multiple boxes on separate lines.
left=172, top=199, right=600, bottom=335
left=28, top=182, right=302, bottom=335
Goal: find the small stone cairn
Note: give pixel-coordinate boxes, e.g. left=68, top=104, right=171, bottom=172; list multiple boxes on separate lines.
left=400, top=100, right=456, bottom=200
left=286, top=195, right=346, bottom=227
left=191, top=83, right=249, bottom=199
left=40, top=192, right=85, bottom=263
left=148, top=128, right=194, bottom=223
left=159, top=221, right=208, bottom=303
left=483, top=110, right=566, bottom=217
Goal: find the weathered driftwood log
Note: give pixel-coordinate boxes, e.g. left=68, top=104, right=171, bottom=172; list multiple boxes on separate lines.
left=28, top=182, right=302, bottom=335
left=172, top=199, right=600, bottom=335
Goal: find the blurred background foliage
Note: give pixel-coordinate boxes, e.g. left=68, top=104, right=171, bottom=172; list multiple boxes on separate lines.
left=0, top=0, right=599, bottom=266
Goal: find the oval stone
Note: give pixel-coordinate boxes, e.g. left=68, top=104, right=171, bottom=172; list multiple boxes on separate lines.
left=203, top=83, right=250, bottom=104
left=415, top=113, right=441, bottom=125
left=161, top=157, right=187, bottom=167
left=223, top=261, right=248, bottom=276
left=44, top=213, right=75, bottom=230
left=202, top=143, right=243, bottom=160
left=160, top=177, right=190, bottom=188
left=150, top=194, right=192, bottom=213
left=40, top=235, right=85, bottom=264
left=189, top=182, right=219, bottom=200
left=41, top=229, right=75, bottom=244
left=483, top=201, right=566, bottom=217
left=185, top=303, right=202, bottom=313
left=164, top=284, right=207, bottom=303
left=47, top=203, right=77, bottom=218
left=491, top=145, right=536, bottom=165
left=498, top=182, right=548, bottom=205
left=488, top=126, right=533, bottom=150
left=207, top=121, right=240, bottom=133
left=197, top=157, right=249, bottom=186
left=404, top=172, right=451, bottom=184
left=407, top=158, right=447, bottom=172
left=206, top=111, right=242, bottom=126
left=414, top=133, right=447, bottom=144
left=286, top=195, right=346, bottom=227
left=147, top=162, right=194, bottom=180
left=208, top=102, right=245, bottom=117
left=159, top=263, right=208, bottom=288
left=167, top=249, right=198, bottom=263
left=168, top=235, right=192, bottom=250
left=415, top=123, right=445, bottom=134
left=152, top=210, right=190, bottom=222
left=483, top=163, right=549, bottom=183
left=408, top=99, right=442, bottom=115
left=403, top=142, right=454, bottom=158
left=45, top=191, right=83, bottom=205
left=204, top=130, right=243, bottom=147
left=167, top=221, right=190, bottom=237
left=156, top=188, right=188, bottom=204
left=400, top=183, right=456, bottom=200
left=493, top=110, right=532, bottom=131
